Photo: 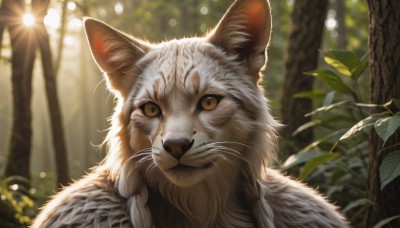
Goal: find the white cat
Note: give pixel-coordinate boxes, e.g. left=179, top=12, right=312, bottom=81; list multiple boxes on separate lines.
left=32, top=0, right=348, bottom=227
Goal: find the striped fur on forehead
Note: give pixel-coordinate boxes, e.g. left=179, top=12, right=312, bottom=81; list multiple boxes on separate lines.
left=127, top=38, right=265, bottom=119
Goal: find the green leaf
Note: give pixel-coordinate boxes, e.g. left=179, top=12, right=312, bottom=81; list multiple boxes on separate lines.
left=393, top=99, right=400, bottom=109
left=340, top=113, right=390, bottom=141
left=282, top=150, right=322, bottom=170
left=300, top=153, right=341, bottom=180
left=302, top=129, right=347, bottom=152
left=306, top=101, right=349, bottom=117
left=383, top=98, right=400, bottom=111
left=323, top=91, right=335, bottom=106
left=307, top=69, right=353, bottom=95
left=373, top=215, right=400, bottom=228
left=292, top=120, right=322, bottom=136
left=380, top=150, right=400, bottom=190
left=323, top=50, right=362, bottom=78
left=352, top=52, right=369, bottom=80
left=293, top=90, right=325, bottom=99
left=342, top=198, right=372, bottom=213
left=354, top=103, right=382, bottom=108
left=374, top=116, right=400, bottom=145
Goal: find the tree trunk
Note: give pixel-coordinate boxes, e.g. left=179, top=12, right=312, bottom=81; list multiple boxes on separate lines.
left=32, top=0, right=70, bottom=187
left=54, top=0, right=68, bottom=76
left=4, top=0, right=35, bottom=186
left=366, top=0, right=400, bottom=227
left=80, top=29, right=91, bottom=170
left=336, top=0, right=346, bottom=49
left=280, top=0, right=329, bottom=155
left=0, top=3, right=5, bottom=56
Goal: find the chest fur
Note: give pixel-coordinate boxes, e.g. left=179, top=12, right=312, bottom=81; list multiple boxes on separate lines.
left=147, top=186, right=256, bottom=228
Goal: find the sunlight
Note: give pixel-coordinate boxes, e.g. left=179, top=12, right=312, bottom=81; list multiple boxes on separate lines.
left=114, top=2, right=124, bottom=15
left=200, top=6, right=209, bottom=15
left=11, top=184, right=19, bottom=191
left=67, top=2, right=77, bottom=11
left=68, top=18, right=83, bottom=31
left=325, top=18, right=337, bottom=31
left=169, top=18, right=177, bottom=27
left=200, top=24, right=207, bottom=32
left=44, top=8, right=61, bottom=29
left=325, top=10, right=338, bottom=32
left=23, top=13, right=35, bottom=27
left=64, top=35, right=75, bottom=46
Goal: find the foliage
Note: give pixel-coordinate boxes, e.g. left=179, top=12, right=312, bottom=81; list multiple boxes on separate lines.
left=372, top=215, right=400, bottom=228
left=0, top=0, right=374, bottom=225
left=283, top=50, right=400, bottom=226
left=0, top=177, right=35, bottom=227
left=0, top=153, right=57, bottom=227
left=282, top=50, right=400, bottom=227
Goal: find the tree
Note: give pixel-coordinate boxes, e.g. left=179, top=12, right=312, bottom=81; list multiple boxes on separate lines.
left=336, top=0, right=346, bottom=49
left=33, top=0, right=70, bottom=186
left=1, top=0, right=70, bottom=187
left=3, top=0, right=36, bottom=185
left=366, top=0, right=400, bottom=227
left=280, top=0, right=329, bottom=155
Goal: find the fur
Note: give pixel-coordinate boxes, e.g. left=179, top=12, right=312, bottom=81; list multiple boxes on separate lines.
left=32, top=0, right=349, bottom=227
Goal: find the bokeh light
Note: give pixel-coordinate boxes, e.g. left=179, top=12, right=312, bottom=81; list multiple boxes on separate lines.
left=44, top=8, right=61, bottom=29
left=67, top=2, right=77, bottom=11
left=114, top=2, right=124, bottom=15
left=23, top=13, right=35, bottom=26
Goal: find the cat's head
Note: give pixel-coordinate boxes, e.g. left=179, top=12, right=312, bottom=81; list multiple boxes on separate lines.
left=84, top=0, right=278, bottom=188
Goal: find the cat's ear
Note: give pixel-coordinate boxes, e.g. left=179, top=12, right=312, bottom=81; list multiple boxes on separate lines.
left=207, top=0, right=272, bottom=83
left=84, top=18, right=151, bottom=96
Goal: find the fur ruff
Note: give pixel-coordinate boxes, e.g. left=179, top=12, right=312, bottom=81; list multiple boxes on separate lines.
left=32, top=0, right=349, bottom=227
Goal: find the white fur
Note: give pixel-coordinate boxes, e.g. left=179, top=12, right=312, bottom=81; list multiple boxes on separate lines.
left=32, top=1, right=349, bottom=227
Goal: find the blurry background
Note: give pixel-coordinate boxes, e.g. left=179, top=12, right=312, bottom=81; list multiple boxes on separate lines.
left=2, top=0, right=387, bottom=227
left=0, top=0, right=368, bottom=178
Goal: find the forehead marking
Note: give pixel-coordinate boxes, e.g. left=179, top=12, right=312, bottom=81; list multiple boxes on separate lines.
left=152, top=79, right=160, bottom=101
left=192, top=71, right=200, bottom=95
left=183, top=64, right=195, bottom=88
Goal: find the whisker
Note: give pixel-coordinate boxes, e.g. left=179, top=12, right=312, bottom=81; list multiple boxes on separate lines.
left=214, top=154, right=241, bottom=169
left=213, top=146, right=249, bottom=163
left=213, top=146, right=243, bottom=156
left=124, top=158, right=150, bottom=175
left=213, top=141, right=257, bottom=151
left=127, top=155, right=153, bottom=176
left=126, top=152, right=152, bottom=162
left=125, top=148, right=152, bottom=162
left=144, top=162, right=157, bottom=177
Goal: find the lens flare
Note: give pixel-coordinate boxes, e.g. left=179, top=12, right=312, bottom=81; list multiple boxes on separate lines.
left=23, top=13, right=35, bottom=26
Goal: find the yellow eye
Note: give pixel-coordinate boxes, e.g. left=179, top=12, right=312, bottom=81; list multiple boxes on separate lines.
left=142, top=102, right=161, bottom=118
left=199, top=95, right=221, bottom=111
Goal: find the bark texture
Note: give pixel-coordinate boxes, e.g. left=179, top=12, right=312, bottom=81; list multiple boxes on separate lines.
left=4, top=0, right=35, bottom=184
left=336, top=0, right=346, bottom=49
left=366, top=0, right=400, bottom=227
left=2, top=0, right=69, bottom=187
left=280, top=0, right=329, bottom=154
left=32, top=0, right=70, bottom=186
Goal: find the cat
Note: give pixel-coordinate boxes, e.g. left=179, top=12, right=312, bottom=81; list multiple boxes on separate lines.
left=32, top=0, right=349, bottom=227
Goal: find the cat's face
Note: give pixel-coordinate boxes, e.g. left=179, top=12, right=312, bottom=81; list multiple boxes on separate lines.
left=128, top=40, right=258, bottom=186
left=84, top=0, right=274, bottom=187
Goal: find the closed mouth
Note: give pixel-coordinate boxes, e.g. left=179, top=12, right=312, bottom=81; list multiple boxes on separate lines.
left=167, top=162, right=213, bottom=172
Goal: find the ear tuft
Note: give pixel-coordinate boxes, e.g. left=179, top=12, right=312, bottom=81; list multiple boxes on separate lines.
left=207, top=0, right=272, bottom=83
left=84, top=18, right=151, bottom=96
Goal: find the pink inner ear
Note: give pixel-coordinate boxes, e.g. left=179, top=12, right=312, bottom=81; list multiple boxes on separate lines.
left=246, top=1, right=266, bottom=37
left=92, top=34, right=107, bottom=58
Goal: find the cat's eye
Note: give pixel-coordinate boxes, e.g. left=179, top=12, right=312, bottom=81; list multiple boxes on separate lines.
left=199, top=95, right=222, bottom=111
left=141, top=102, right=161, bottom=118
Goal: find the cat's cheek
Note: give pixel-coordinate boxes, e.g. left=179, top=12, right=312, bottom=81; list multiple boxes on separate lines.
left=131, top=112, right=160, bottom=136
left=200, top=102, right=237, bottom=127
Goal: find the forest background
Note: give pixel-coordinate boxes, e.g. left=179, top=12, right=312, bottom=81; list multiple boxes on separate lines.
left=0, top=0, right=399, bottom=227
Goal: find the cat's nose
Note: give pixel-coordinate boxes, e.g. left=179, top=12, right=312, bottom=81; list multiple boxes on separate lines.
left=162, top=138, right=194, bottom=160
